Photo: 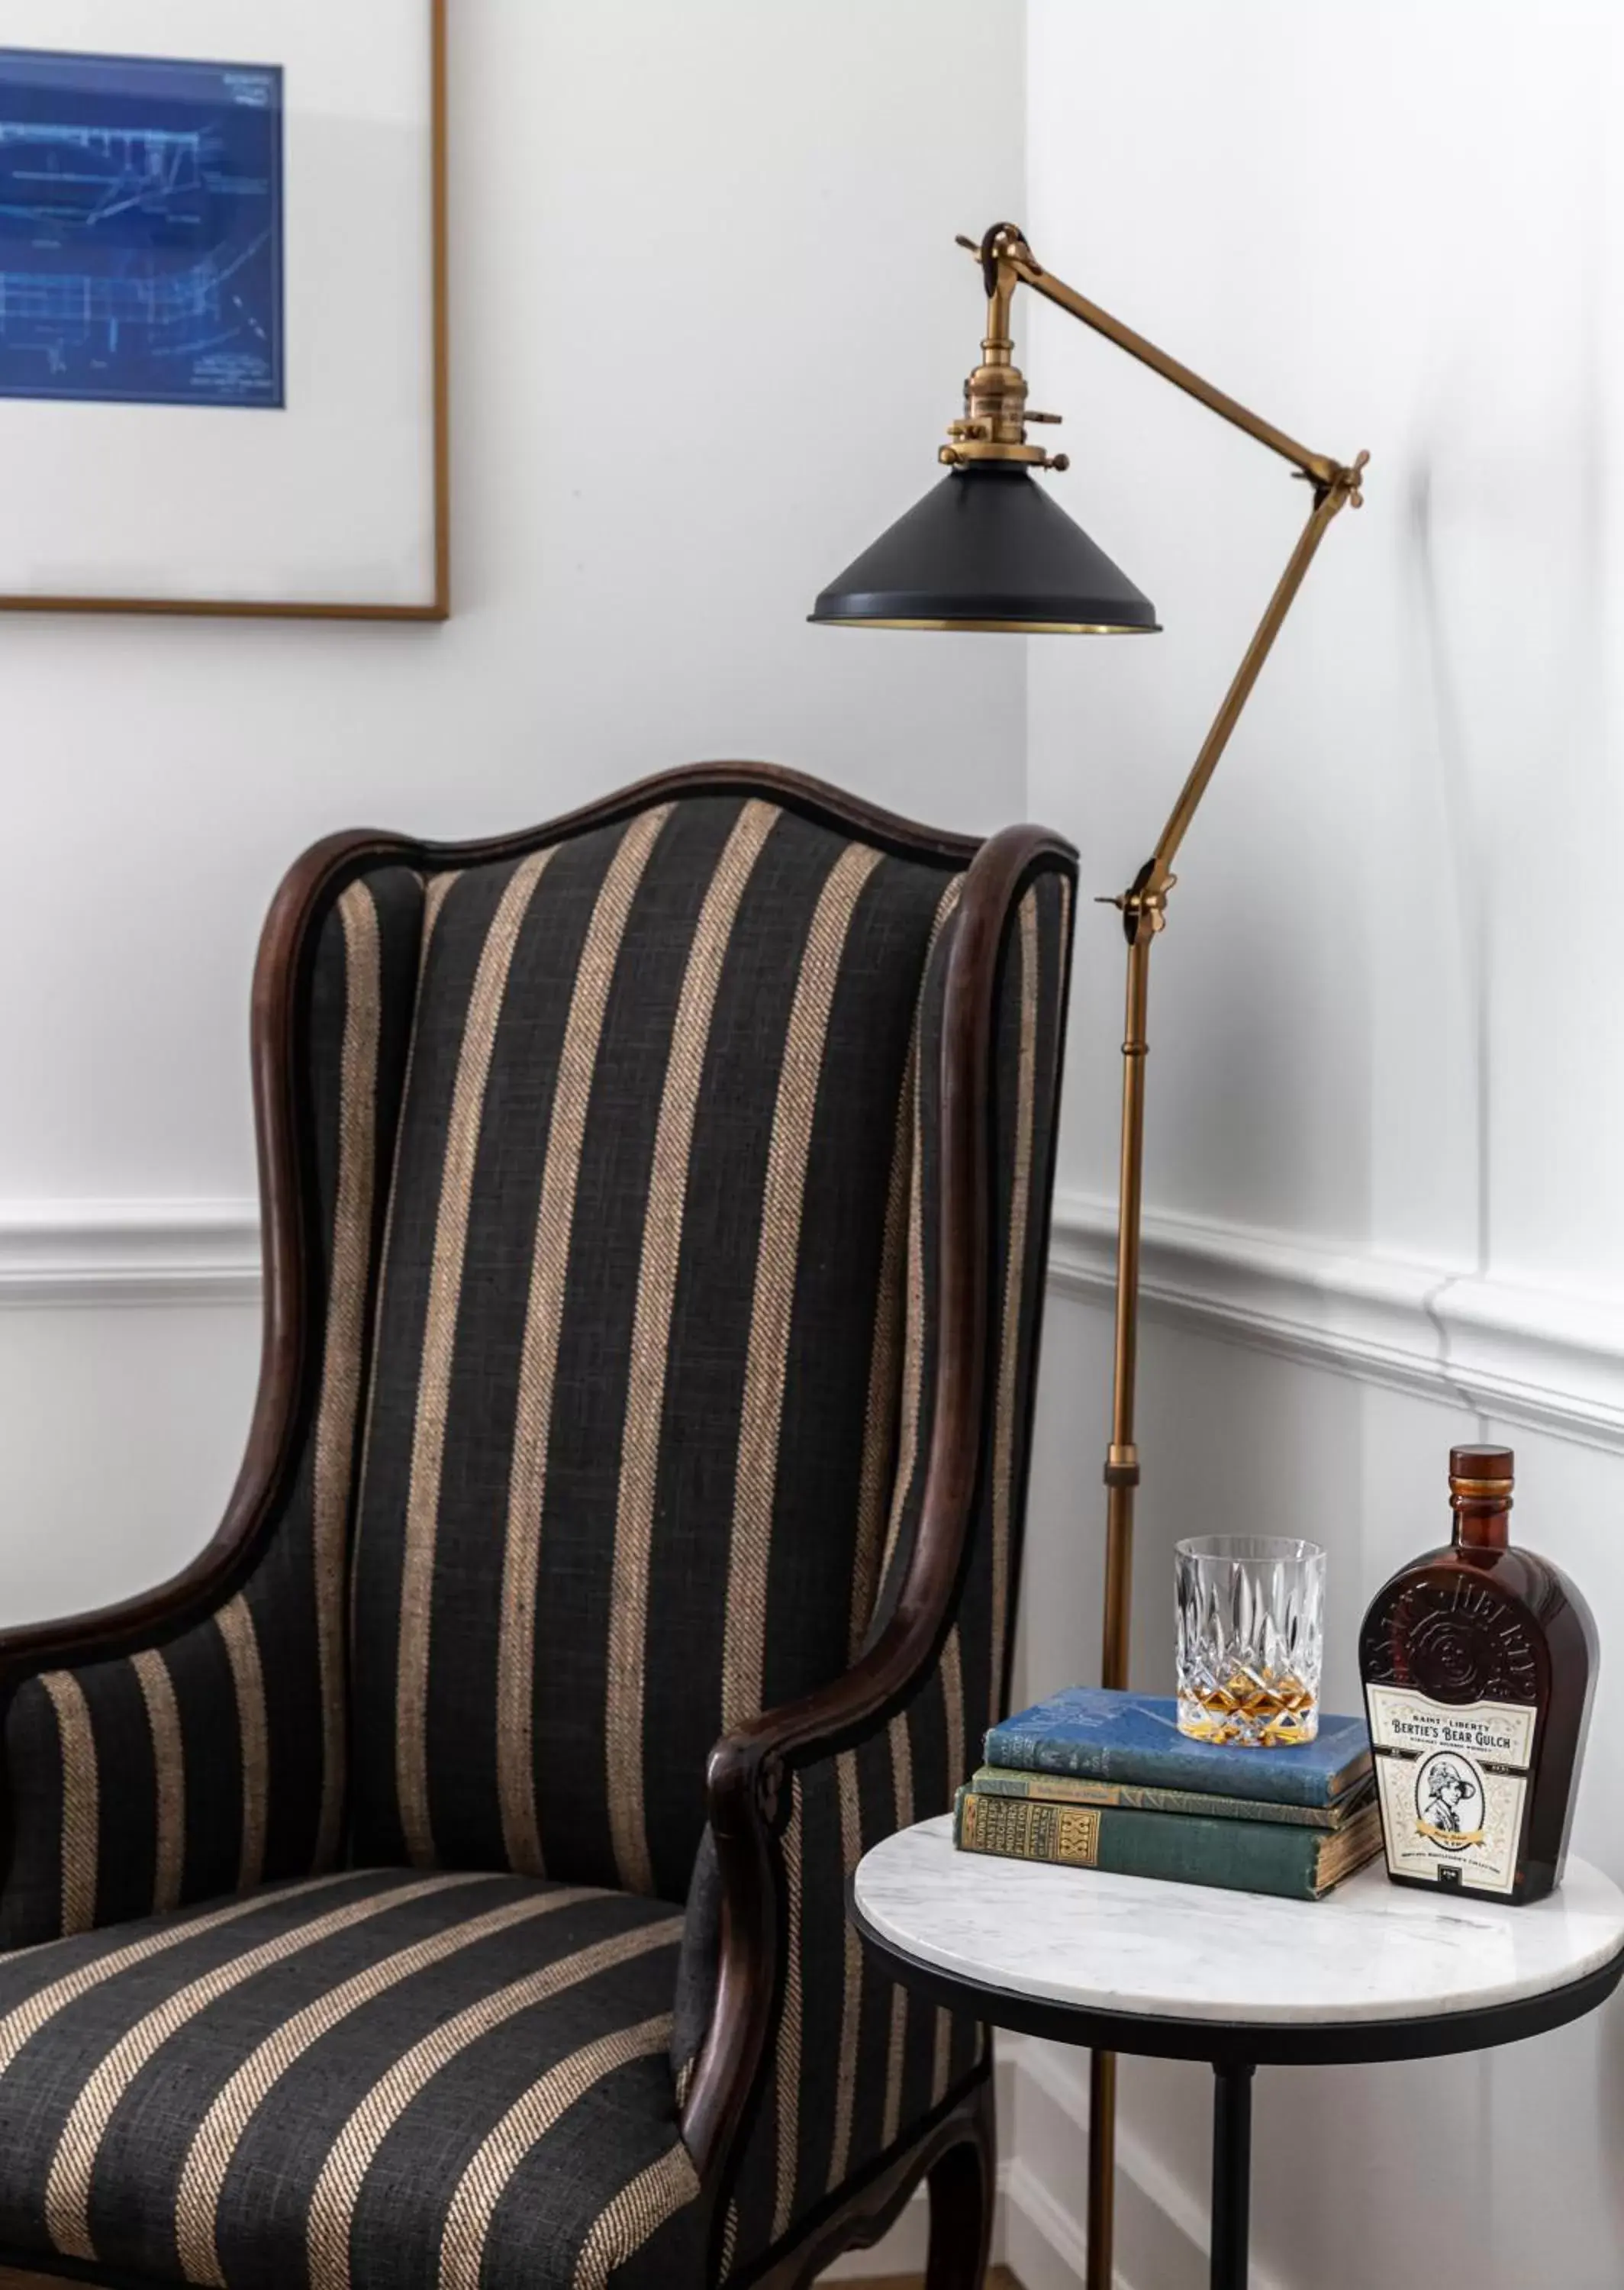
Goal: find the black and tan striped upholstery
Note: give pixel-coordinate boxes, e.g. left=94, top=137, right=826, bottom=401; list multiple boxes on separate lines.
left=0, top=1869, right=698, bottom=2287
left=345, top=797, right=960, bottom=1897
left=0, top=774, right=1074, bottom=2289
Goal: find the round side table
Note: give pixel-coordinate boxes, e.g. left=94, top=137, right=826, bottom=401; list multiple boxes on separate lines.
left=851, top=1813, right=1624, bottom=2290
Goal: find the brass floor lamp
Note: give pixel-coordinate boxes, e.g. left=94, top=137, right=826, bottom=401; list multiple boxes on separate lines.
left=810, top=221, right=1366, bottom=2290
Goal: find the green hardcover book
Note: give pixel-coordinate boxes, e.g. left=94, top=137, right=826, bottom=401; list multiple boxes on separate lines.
left=952, top=1784, right=1384, bottom=1901
left=965, top=1763, right=1376, bottom=1833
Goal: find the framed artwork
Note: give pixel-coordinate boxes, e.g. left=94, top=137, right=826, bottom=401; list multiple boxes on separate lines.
left=0, top=2, right=448, bottom=618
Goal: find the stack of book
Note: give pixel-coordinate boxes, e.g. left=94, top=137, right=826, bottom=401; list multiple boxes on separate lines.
left=954, top=1686, right=1381, bottom=1901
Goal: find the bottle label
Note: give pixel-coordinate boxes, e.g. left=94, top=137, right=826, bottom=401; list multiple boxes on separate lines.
left=1365, top=1686, right=1534, bottom=1897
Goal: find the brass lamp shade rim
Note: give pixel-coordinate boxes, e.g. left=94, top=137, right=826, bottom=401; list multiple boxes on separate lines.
left=810, top=612, right=1162, bottom=634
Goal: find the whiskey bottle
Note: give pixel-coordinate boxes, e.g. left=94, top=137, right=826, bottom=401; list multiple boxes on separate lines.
left=1358, top=1446, right=1596, bottom=1905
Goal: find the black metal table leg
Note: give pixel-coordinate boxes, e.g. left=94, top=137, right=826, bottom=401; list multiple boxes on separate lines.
left=1210, top=2059, right=1255, bottom=2289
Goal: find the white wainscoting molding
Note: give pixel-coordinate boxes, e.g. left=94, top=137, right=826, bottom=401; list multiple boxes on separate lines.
left=4, top=1192, right=1622, bottom=1455
left=1049, top=1191, right=1624, bottom=1453
left=0, top=1200, right=261, bottom=1308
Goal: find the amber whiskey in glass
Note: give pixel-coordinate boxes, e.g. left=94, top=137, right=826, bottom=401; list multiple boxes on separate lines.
left=1358, top=1446, right=1596, bottom=1905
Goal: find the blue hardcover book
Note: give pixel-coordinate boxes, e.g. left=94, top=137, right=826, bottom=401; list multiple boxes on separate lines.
left=985, top=1688, right=1371, bottom=1810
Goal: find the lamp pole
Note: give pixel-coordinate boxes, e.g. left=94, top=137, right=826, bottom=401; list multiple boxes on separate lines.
left=1087, top=456, right=1359, bottom=2290
left=965, top=227, right=1367, bottom=2290
left=811, top=221, right=1365, bottom=2289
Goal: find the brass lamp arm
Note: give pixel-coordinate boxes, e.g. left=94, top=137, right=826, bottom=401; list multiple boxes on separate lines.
left=1008, top=246, right=1339, bottom=488
left=1131, top=466, right=1358, bottom=921
left=962, top=223, right=1365, bottom=921
left=959, top=224, right=1368, bottom=926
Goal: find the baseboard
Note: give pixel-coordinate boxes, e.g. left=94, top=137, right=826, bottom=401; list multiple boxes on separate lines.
left=1049, top=1189, right=1624, bottom=1453
left=819, top=2053, right=1017, bottom=2280
left=1001, top=2037, right=1295, bottom=2290
left=813, top=2162, right=1086, bottom=2289
left=816, top=2183, right=933, bottom=2279
left=819, top=2037, right=1288, bottom=2290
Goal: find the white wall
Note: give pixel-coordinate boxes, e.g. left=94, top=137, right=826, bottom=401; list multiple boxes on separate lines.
left=1028, top=0, right=1624, bottom=1288
left=8, top=7, right=1624, bottom=2285
left=0, top=0, right=1026, bottom=1618
left=1019, top=6, right=1624, bottom=2287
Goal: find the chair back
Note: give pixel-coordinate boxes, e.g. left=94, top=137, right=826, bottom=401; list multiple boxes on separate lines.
left=345, top=785, right=968, bottom=1898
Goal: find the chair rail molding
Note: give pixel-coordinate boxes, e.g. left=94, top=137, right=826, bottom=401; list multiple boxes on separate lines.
left=0, top=1198, right=261, bottom=1307
left=5, top=1191, right=1622, bottom=1455
left=1049, top=1192, right=1624, bottom=1454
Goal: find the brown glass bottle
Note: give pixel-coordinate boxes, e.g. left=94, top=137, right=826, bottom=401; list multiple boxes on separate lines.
left=1358, top=1446, right=1596, bottom=1905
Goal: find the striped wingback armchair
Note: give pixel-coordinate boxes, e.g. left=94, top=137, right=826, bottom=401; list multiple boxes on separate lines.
left=0, top=764, right=1073, bottom=2290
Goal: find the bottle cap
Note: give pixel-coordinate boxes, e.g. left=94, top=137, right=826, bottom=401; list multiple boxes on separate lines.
left=1450, top=1445, right=1514, bottom=1505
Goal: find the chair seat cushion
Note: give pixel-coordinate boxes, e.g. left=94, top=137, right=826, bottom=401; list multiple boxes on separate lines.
left=0, top=1868, right=702, bottom=2290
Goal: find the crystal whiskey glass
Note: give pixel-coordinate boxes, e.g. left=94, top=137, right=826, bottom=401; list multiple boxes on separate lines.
left=1176, top=1535, right=1326, bottom=1747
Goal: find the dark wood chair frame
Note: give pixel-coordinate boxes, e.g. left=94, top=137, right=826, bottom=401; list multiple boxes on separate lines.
left=0, top=762, right=1075, bottom=2290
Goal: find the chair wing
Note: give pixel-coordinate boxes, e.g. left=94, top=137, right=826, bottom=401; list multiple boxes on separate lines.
left=684, top=835, right=1075, bottom=2277
left=0, top=867, right=425, bottom=1946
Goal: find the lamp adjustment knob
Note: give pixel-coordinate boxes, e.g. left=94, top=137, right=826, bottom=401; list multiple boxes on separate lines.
left=1027, top=410, right=1063, bottom=424
left=1299, top=448, right=1369, bottom=510
left=1307, top=447, right=1369, bottom=509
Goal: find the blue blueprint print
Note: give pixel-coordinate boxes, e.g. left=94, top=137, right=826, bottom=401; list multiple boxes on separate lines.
left=0, top=49, right=283, bottom=408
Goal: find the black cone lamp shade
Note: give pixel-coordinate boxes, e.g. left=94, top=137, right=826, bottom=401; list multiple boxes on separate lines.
left=810, top=463, right=1158, bottom=633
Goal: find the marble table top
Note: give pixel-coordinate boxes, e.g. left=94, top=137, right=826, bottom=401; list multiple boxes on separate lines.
left=853, top=1814, right=1624, bottom=2027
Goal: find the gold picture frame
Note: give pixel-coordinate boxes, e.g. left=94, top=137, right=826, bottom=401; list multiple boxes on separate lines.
left=0, top=0, right=450, bottom=620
